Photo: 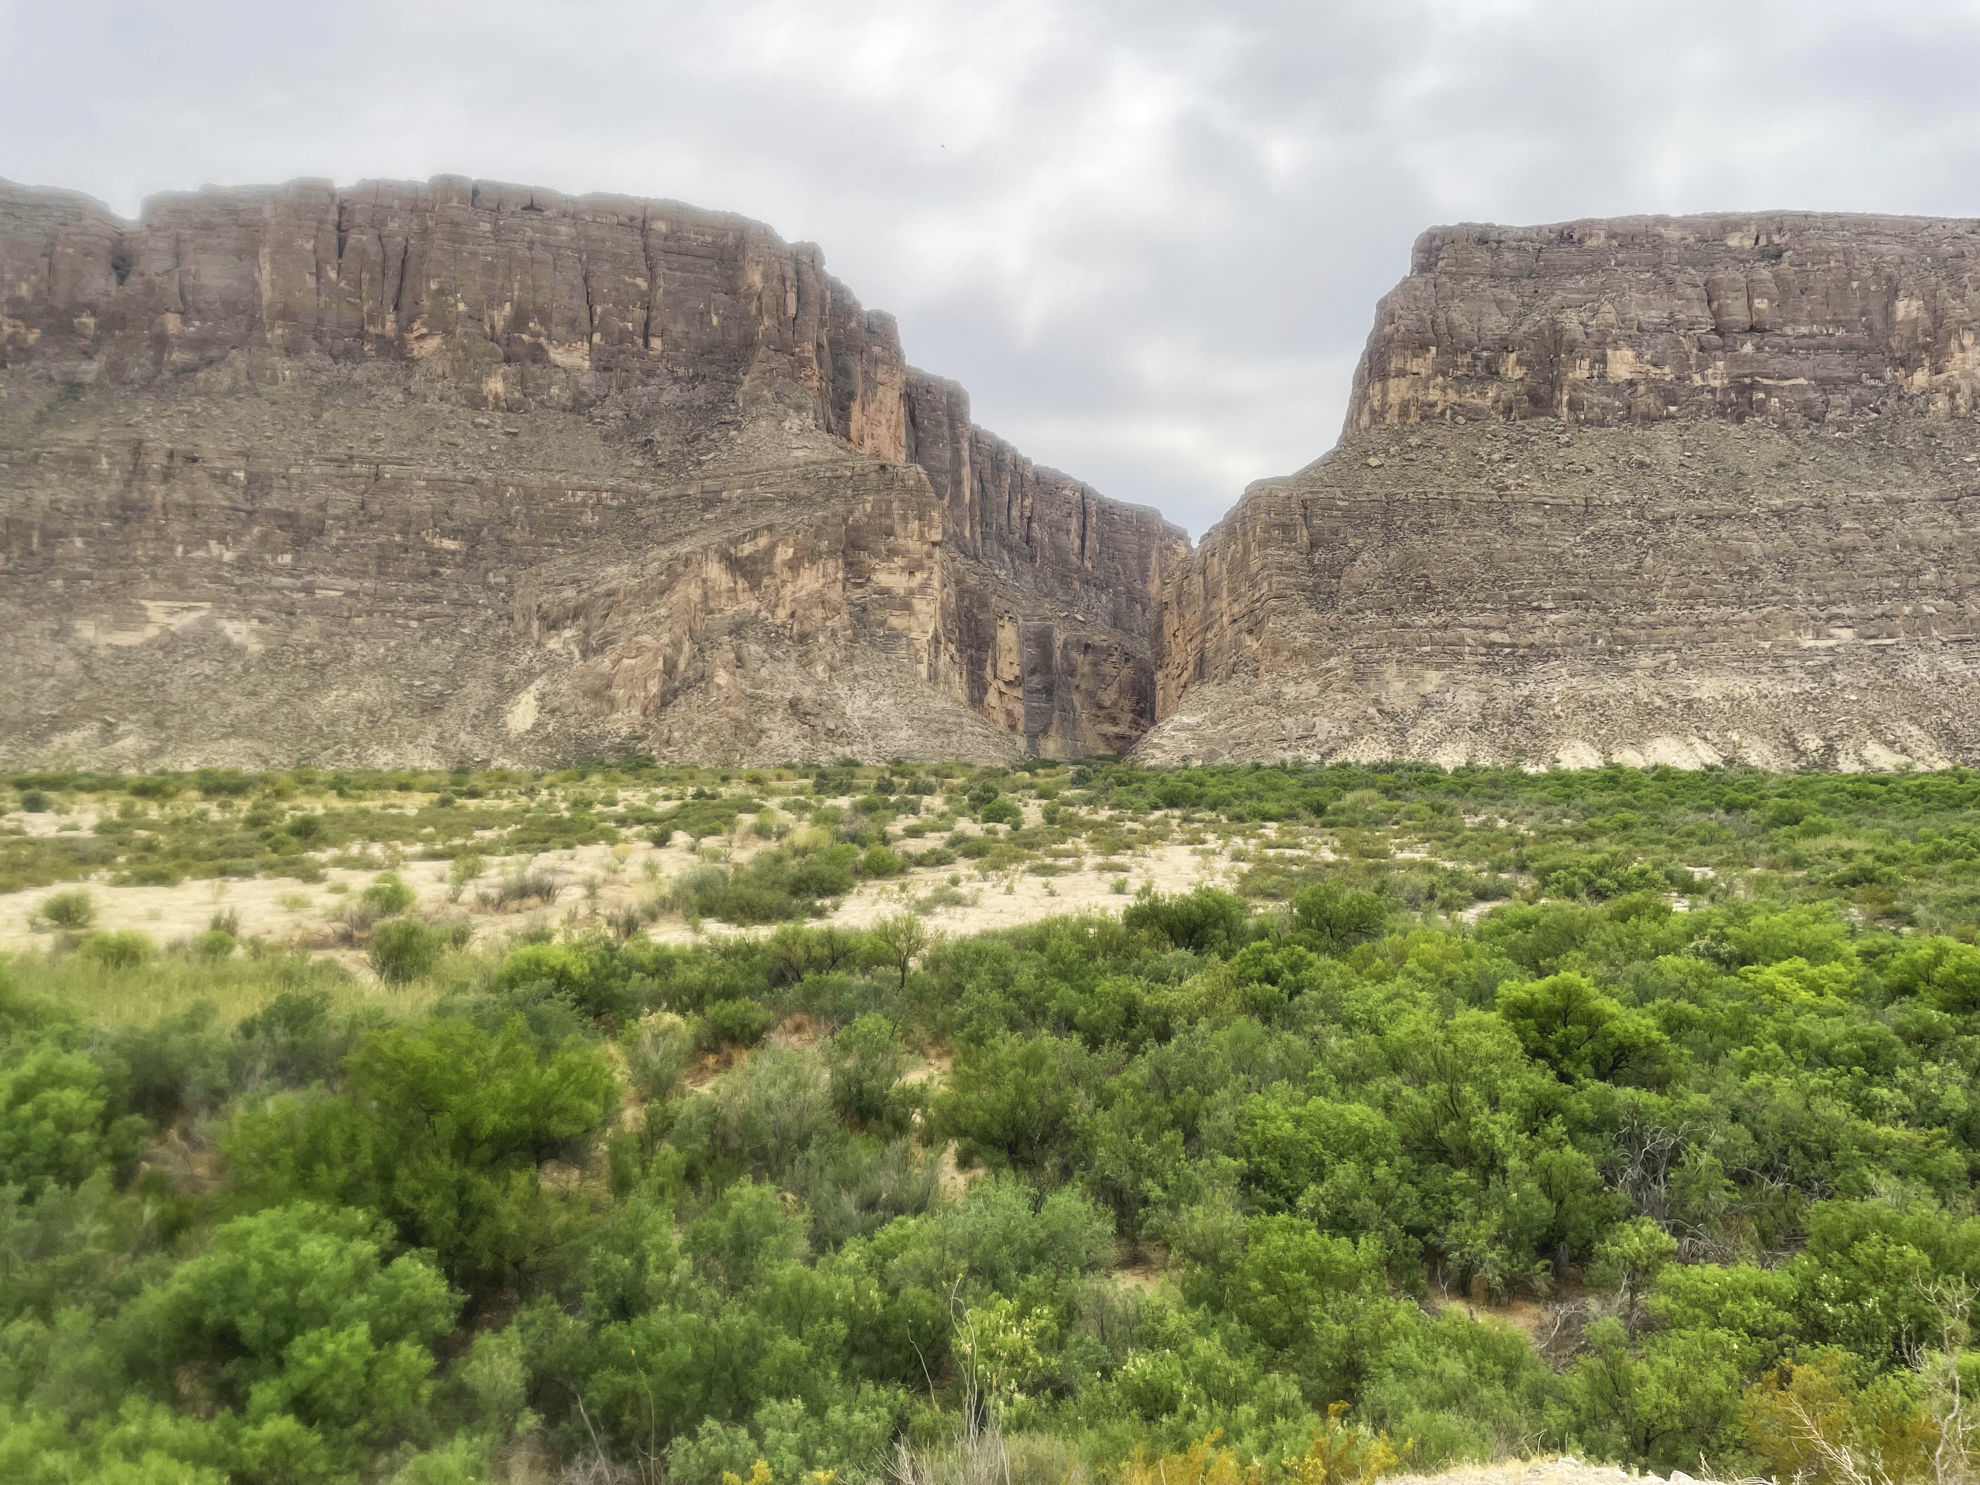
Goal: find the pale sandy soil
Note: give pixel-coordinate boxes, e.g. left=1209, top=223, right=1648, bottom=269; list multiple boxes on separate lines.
left=0, top=807, right=1257, bottom=968
left=817, top=841, right=1241, bottom=936
left=0, top=833, right=704, bottom=955
left=1388, top=1459, right=1679, bottom=1485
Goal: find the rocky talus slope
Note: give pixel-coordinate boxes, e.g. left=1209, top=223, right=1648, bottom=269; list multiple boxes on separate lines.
left=0, top=176, right=1180, bottom=767
left=1140, top=213, right=1980, bottom=768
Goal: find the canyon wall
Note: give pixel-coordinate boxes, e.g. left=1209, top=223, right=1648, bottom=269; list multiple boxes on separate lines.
left=17, top=188, right=1980, bottom=772
left=0, top=176, right=906, bottom=453
left=1349, top=214, right=1980, bottom=431
left=906, top=373, right=1184, bottom=756
left=1143, top=212, right=1980, bottom=769
left=0, top=175, right=1177, bottom=765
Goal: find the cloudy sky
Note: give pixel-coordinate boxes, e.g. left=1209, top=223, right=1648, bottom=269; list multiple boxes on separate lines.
left=5, top=1, right=1980, bottom=536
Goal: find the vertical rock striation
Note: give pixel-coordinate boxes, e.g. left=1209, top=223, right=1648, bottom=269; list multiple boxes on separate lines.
left=906, top=373, right=1185, bottom=756
left=1, top=176, right=911, bottom=456
left=1348, top=214, right=1980, bottom=431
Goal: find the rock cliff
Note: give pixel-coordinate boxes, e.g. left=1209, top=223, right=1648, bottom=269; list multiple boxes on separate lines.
left=908, top=372, right=1183, bottom=756
left=1141, top=212, right=1980, bottom=769
left=14, top=189, right=1980, bottom=772
left=0, top=175, right=1180, bottom=766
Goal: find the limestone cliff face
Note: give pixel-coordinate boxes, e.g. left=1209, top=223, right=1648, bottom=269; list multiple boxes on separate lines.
left=1349, top=214, right=1980, bottom=430
left=0, top=175, right=1172, bottom=765
left=0, top=176, right=906, bottom=456
left=906, top=373, right=1185, bottom=756
left=23, top=187, right=1979, bottom=772
left=1143, top=212, right=1980, bottom=770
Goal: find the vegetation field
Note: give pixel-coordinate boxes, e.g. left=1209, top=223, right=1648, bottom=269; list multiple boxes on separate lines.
left=8, top=758, right=1980, bottom=1485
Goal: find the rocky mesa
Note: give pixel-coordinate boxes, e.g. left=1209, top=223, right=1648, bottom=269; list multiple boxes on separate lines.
left=0, top=175, right=1182, bottom=767
left=8, top=189, right=1980, bottom=771
left=1140, top=212, right=1980, bottom=770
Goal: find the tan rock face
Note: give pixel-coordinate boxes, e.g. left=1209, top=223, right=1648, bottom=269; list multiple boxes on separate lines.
left=0, top=175, right=1177, bottom=765
left=1350, top=214, right=1980, bottom=430
left=909, top=372, right=1187, bottom=756
left=16, top=189, right=1980, bottom=771
left=0, top=177, right=907, bottom=448
left=1143, top=212, right=1980, bottom=770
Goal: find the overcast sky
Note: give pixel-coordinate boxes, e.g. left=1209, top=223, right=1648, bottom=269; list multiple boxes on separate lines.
left=5, top=1, right=1980, bottom=537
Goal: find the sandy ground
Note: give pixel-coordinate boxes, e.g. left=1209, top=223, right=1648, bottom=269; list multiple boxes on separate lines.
left=1389, top=1460, right=1683, bottom=1485
left=1, top=832, right=694, bottom=955
left=0, top=809, right=1252, bottom=964
left=821, top=841, right=1240, bottom=934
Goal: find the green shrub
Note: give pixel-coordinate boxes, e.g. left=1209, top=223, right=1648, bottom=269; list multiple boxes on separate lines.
left=360, top=871, right=417, bottom=916
left=860, top=844, right=905, bottom=877
left=1292, top=879, right=1391, bottom=954
left=0, top=1042, right=147, bottom=1195
left=1123, top=884, right=1250, bottom=956
left=703, top=883, right=801, bottom=925
left=672, top=842, right=866, bottom=925
left=119, top=863, right=186, bottom=886
left=979, top=796, right=1022, bottom=827
left=77, top=928, right=156, bottom=968
left=826, top=1013, right=910, bottom=1131
left=647, top=794, right=766, bottom=845
left=37, top=888, right=96, bottom=929
left=703, top=997, right=776, bottom=1048
left=225, top=1017, right=616, bottom=1296
left=18, top=788, right=52, bottom=812
left=368, top=917, right=443, bottom=984
left=490, top=941, right=632, bottom=1021
left=937, top=1034, right=1094, bottom=1177
left=193, top=929, right=237, bottom=960
left=478, top=867, right=560, bottom=911
left=625, top=1011, right=697, bottom=1100
left=446, top=852, right=486, bottom=899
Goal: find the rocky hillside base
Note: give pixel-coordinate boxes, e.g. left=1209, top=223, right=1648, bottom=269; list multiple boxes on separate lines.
left=1140, top=415, right=1980, bottom=770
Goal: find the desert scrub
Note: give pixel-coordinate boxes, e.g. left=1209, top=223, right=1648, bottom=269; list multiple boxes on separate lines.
left=368, top=917, right=445, bottom=984
left=446, top=852, right=487, bottom=900
left=667, top=838, right=864, bottom=925
left=77, top=929, right=156, bottom=968
left=35, top=887, right=97, bottom=930
left=2, top=833, right=120, bottom=894
left=477, top=867, right=562, bottom=911
left=20, top=758, right=1980, bottom=1482
left=3, top=940, right=363, bottom=1024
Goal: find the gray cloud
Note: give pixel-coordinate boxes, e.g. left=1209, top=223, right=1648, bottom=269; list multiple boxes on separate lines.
left=5, top=0, right=1979, bottom=535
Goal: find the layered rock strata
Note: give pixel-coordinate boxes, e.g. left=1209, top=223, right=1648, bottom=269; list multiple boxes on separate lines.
left=16, top=190, right=1980, bottom=771
left=1141, top=212, right=1980, bottom=768
left=0, top=175, right=1180, bottom=766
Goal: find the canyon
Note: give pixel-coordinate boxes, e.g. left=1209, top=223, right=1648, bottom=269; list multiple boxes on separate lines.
left=4, top=186, right=1979, bottom=769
